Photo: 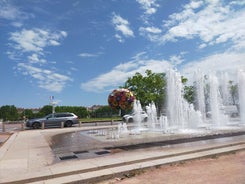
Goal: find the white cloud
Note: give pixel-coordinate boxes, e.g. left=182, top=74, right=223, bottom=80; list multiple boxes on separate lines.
left=230, top=0, right=245, bottom=6
left=115, top=34, right=124, bottom=43
left=161, top=0, right=245, bottom=51
left=78, top=53, right=98, bottom=57
left=28, top=54, right=46, bottom=64
left=181, top=51, right=245, bottom=82
left=9, top=28, right=67, bottom=53
left=11, top=22, right=23, bottom=27
left=169, top=54, right=185, bottom=66
left=136, top=0, right=159, bottom=15
left=81, top=53, right=172, bottom=92
left=81, top=48, right=245, bottom=93
left=0, top=1, right=22, bottom=20
left=141, top=26, right=161, bottom=34
left=184, top=0, right=203, bottom=10
left=60, top=31, right=68, bottom=37
left=0, top=1, right=33, bottom=22
left=112, top=14, right=134, bottom=42
left=8, top=27, right=70, bottom=92
left=139, top=26, right=162, bottom=41
left=136, top=0, right=160, bottom=24
left=17, top=63, right=72, bottom=92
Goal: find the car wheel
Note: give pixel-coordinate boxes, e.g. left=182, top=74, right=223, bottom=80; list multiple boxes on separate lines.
left=128, top=118, right=133, bottom=123
left=32, top=122, right=41, bottom=129
left=65, top=121, right=72, bottom=127
left=143, top=117, right=148, bottom=122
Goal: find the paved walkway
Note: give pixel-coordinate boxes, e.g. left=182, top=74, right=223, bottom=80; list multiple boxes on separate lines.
left=1, top=126, right=245, bottom=184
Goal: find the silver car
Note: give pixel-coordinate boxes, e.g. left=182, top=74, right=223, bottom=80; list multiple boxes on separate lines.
left=26, top=112, right=79, bottom=129
left=122, top=111, right=148, bottom=123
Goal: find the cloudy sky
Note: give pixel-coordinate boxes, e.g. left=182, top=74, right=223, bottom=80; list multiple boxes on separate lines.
left=1, top=0, right=245, bottom=108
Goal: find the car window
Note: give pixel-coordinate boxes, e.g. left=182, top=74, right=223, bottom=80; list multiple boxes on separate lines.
left=55, top=113, right=65, bottom=118
left=54, top=113, right=73, bottom=118
left=46, top=114, right=53, bottom=119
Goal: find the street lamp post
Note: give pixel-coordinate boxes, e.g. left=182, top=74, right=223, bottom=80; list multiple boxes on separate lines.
left=50, top=96, right=56, bottom=114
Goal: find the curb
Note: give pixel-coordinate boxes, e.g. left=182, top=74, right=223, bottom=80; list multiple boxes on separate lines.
left=0, top=132, right=18, bottom=160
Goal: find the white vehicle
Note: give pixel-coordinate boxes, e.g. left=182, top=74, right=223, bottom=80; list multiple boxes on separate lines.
left=122, top=111, right=148, bottom=123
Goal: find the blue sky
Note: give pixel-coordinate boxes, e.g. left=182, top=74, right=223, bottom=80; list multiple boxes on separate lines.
left=1, top=0, right=245, bottom=108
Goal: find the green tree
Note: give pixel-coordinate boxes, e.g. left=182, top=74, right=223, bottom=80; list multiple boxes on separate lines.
left=90, top=105, right=120, bottom=118
left=21, top=109, right=34, bottom=119
left=123, top=70, right=166, bottom=114
left=35, top=105, right=88, bottom=118
left=0, top=105, right=19, bottom=121
left=183, top=86, right=195, bottom=104
left=55, top=106, right=89, bottom=118
left=39, top=105, right=52, bottom=116
left=181, top=76, right=195, bottom=104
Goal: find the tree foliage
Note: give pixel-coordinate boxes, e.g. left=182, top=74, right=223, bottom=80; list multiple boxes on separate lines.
left=21, top=109, right=34, bottom=119
left=38, top=105, right=89, bottom=118
left=182, top=76, right=195, bottom=104
left=122, top=70, right=166, bottom=113
left=0, top=105, right=18, bottom=121
left=38, top=105, right=53, bottom=116
left=0, top=105, right=90, bottom=121
left=183, top=85, right=195, bottom=104
left=90, top=105, right=120, bottom=118
left=122, top=70, right=198, bottom=115
left=55, top=106, right=89, bottom=118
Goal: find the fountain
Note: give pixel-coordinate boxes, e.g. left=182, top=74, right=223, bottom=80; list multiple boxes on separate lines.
left=49, top=69, right=245, bottom=159
left=166, top=69, right=203, bottom=132
left=220, top=72, right=231, bottom=105
left=146, top=102, right=158, bottom=129
left=208, top=74, right=228, bottom=127
left=194, top=71, right=206, bottom=121
left=130, top=69, right=245, bottom=133
left=116, top=69, right=244, bottom=134
left=238, top=70, right=245, bottom=124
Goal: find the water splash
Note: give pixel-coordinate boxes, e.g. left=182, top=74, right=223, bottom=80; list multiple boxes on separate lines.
left=127, top=69, right=243, bottom=135
left=166, top=69, right=203, bottom=130
left=238, top=70, right=245, bottom=125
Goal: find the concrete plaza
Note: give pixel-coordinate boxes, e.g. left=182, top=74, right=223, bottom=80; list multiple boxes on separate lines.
left=1, top=124, right=245, bottom=183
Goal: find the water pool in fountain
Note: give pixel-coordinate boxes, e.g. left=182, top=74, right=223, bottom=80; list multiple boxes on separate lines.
left=49, top=125, right=245, bottom=161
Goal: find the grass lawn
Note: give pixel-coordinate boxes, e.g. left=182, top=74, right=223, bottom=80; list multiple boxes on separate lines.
left=80, top=117, right=122, bottom=123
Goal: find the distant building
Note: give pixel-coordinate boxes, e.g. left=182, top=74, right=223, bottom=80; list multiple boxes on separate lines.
left=17, top=108, right=41, bottom=114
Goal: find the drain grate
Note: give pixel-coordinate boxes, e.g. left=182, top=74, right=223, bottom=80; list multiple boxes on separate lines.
left=95, top=150, right=110, bottom=155
left=59, top=155, right=78, bottom=160
left=73, top=150, right=89, bottom=154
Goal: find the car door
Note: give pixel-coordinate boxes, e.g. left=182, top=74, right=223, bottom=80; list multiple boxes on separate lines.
left=53, top=113, right=66, bottom=127
left=45, top=113, right=58, bottom=127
